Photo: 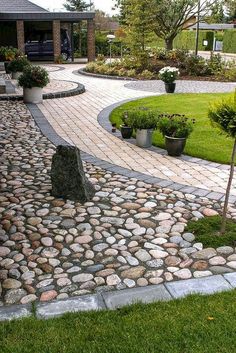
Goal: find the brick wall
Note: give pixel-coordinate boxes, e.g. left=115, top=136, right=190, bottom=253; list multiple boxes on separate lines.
left=53, top=20, right=61, bottom=60
left=16, top=21, right=25, bottom=54
left=87, top=19, right=95, bottom=62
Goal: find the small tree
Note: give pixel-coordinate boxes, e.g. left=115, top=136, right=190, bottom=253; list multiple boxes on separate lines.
left=208, top=92, right=236, bottom=234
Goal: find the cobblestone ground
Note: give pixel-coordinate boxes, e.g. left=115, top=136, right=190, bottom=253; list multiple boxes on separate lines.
left=1, top=101, right=236, bottom=306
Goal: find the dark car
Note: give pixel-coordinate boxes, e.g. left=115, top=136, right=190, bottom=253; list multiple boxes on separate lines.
left=25, top=29, right=71, bottom=61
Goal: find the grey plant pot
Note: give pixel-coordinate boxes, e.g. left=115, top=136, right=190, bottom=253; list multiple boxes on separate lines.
left=165, top=136, right=186, bottom=156
left=136, top=129, right=153, bottom=148
left=23, top=87, right=43, bottom=104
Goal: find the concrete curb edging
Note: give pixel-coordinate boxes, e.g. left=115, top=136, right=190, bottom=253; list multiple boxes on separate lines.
left=76, top=68, right=137, bottom=81
left=0, top=80, right=85, bottom=101
left=1, top=273, right=236, bottom=321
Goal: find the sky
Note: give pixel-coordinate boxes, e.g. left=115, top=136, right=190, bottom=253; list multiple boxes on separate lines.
left=31, top=0, right=118, bottom=15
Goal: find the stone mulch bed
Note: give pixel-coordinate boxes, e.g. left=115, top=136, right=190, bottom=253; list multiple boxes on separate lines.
left=1, top=101, right=236, bottom=307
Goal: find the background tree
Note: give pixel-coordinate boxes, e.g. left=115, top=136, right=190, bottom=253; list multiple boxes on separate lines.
left=206, top=0, right=225, bottom=23
left=224, top=0, right=236, bottom=22
left=208, top=92, right=236, bottom=234
left=152, top=0, right=216, bottom=50
left=64, top=0, right=92, bottom=55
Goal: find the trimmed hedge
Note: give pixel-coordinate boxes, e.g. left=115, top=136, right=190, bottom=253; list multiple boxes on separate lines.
left=223, top=30, right=236, bottom=54
left=174, top=30, right=214, bottom=51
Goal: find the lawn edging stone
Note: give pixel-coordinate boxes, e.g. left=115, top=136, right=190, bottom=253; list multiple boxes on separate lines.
left=1, top=274, right=236, bottom=321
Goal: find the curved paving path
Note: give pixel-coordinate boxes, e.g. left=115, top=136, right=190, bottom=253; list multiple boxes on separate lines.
left=125, top=79, right=236, bottom=94
left=37, top=64, right=236, bottom=196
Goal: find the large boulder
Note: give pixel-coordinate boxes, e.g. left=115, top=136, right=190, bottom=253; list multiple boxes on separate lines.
left=51, top=145, right=95, bottom=202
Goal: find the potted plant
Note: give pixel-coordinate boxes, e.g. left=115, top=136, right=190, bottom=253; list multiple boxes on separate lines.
left=8, top=56, right=30, bottom=79
left=159, top=66, right=180, bottom=93
left=2, top=47, right=22, bottom=74
left=18, top=65, right=50, bottom=104
left=120, top=111, right=133, bottom=139
left=129, top=108, right=158, bottom=148
left=158, top=114, right=195, bottom=156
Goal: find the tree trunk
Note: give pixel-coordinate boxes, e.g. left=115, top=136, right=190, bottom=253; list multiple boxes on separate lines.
left=165, top=38, right=174, bottom=50
left=220, top=138, right=236, bottom=234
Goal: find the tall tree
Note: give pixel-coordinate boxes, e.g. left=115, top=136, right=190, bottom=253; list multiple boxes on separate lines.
left=152, top=0, right=216, bottom=50
left=64, top=0, right=91, bottom=12
left=224, top=0, right=236, bottom=22
left=124, top=0, right=156, bottom=52
left=64, top=0, right=92, bottom=54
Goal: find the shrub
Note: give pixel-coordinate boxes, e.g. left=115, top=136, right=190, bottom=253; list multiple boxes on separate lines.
left=128, top=108, right=158, bottom=130
left=153, top=47, right=168, bottom=60
left=0, top=46, right=22, bottom=61
left=18, top=65, right=50, bottom=88
left=85, top=62, right=97, bottom=73
left=158, top=114, right=195, bottom=138
left=126, top=69, right=136, bottom=77
left=184, top=54, right=211, bottom=76
left=207, top=53, right=224, bottom=74
left=138, top=70, right=154, bottom=80
left=8, top=56, right=30, bottom=73
left=159, top=66, right=180, bottom=83
left=208, top=96, right=236, bottom=137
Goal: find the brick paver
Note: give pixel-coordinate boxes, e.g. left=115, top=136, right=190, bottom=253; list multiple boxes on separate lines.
left=37, top=64, right=236, bottom=195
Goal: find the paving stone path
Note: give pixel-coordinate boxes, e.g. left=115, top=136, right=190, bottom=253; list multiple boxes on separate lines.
left=37, top=64, right=236, bottom=196
left=1, top=100, right=236, bottom=307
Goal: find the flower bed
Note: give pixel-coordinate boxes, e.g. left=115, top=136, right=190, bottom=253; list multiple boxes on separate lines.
left=85, top=49, right=236, bottom=82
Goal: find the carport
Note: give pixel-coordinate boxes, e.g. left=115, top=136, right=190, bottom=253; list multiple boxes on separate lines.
left=0, top=0, right=95, bottom=62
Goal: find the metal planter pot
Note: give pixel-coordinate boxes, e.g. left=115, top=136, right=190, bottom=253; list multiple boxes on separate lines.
left=120, top=125, right=133, bottom=139
left=136, top=129, right=153, bottom=148
left=165, top=136, right=186, bottom=156
left=23, top=87, right=43, bottom=104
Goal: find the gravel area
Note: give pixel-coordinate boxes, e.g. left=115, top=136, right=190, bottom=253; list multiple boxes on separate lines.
left=1, top=101, right=236, bottom=307
left=125, top=80, right=236, bottom=94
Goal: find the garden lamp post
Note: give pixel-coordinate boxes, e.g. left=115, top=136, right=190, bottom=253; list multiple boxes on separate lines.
left=195, top=0, right=201, bottom=56
left=107, top=34, right=116, bottom=64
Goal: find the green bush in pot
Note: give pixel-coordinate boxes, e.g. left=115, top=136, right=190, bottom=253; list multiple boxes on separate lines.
left=158, top=113, right=195, bottom=156
left=18, top=65, right=50, bottom=104
left=8, top=56, right=30, bottom=79
left=129, top=108, right=159, bottom=148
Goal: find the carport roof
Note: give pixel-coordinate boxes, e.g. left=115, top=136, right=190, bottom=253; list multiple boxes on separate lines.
left=0, top=0, right=95, bottom=21
left=0, top=0, right=49, bottom=13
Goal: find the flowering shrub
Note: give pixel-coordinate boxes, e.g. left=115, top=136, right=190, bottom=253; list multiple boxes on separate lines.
left=159, top=66, right=180, bottom=83
left=18, top=65, right=50, bottom=88
left=158, top=114, right=195, bottom=138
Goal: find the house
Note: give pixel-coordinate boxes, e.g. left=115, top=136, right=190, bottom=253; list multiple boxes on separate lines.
left=0, top=0, right=95, bottom=61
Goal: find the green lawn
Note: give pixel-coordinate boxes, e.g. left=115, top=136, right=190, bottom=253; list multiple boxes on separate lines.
left=2, top=291, right=236, bottom=352
left=110, top=92, right=235, bottom=164
left=186, top=215, right=236, bottom=248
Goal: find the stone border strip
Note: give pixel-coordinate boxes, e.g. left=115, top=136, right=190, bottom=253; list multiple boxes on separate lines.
left=0, top=80, right=85, bottom=101
left=76, top=68, right=137, bottom=81
left=27, top=103, right=236, bottom=204
left=1, top=273, right=236, bottom=321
